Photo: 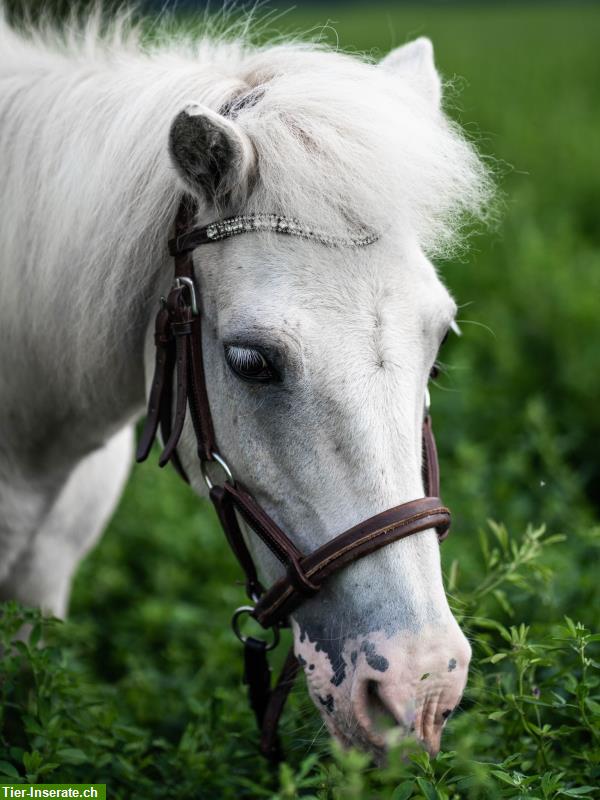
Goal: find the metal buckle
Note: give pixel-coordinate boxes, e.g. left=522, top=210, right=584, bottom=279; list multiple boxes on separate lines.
left=174, top=276, right=198, bottom=315
left=201, top=451, right=234, bottom=490
left=232, top=606, right=280, bottom=651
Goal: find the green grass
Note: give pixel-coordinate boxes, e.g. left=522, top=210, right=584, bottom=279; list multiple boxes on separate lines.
left=1, top=4, right=600, bottom=798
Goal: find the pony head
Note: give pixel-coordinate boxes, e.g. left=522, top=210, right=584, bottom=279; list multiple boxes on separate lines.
left=152, top=35, right=492, bottom=758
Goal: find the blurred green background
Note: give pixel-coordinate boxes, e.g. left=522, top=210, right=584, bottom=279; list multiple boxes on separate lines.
left=1, top=3, right=599, bottom=798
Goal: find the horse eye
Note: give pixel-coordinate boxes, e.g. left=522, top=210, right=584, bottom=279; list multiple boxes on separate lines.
left=429, top=328, right=451, bottom=380
left=224, top=344, right=278, bottom=384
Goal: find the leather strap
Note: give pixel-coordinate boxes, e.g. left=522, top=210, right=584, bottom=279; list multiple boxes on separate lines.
left=221, top=483, right=320, bottom=598
left=259, top=647, right=300, bottom=761
left=253, top=495, right=449, bottom=629
left=158, top=342, right=189, bottom=482
left=137, top=247, right=216, bottom=468
left=158, top=289, right=191, bottom=466
left=210, top=484, right=265, bottom=601
left=136, top=306, right=171, bottom=463
left=243, top=637, right=272, bottom=730
left=422, top=413, right=440, bottom=498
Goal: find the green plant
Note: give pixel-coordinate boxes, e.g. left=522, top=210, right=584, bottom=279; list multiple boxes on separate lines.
left=1, top=519, right=598, bottom=798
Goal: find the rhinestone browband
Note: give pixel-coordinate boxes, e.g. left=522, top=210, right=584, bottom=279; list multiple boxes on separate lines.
left=169, top=213, right=379, bottom=256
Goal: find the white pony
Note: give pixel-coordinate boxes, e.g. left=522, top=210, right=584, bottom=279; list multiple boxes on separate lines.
left=0, top=9, right=492, bottom=757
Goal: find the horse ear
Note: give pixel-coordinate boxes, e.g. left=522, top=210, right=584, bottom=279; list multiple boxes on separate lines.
left=380, top=37, right=441, bottom=110
left=169, top=103, right=256, bottom=210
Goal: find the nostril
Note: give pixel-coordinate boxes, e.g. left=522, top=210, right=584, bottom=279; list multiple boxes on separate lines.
left=365, top=680, right=399, bottom=736
left=350, top=679, right=386, bottom=750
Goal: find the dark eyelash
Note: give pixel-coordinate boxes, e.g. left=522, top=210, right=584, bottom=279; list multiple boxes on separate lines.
left=226, top=345, right=267, bottom=371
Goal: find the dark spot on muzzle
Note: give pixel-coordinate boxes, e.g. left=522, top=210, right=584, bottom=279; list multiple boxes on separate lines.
left=361, top=640, right=389, bottom=672
left=448, top=658, right=457, bottom=672
left=298, top=625, right=347, bottom=688
left=318, top=694, right=335, bottom=714
left=297, top=654, right=307, bottom=668
left=330, top=660, right=346, bottom=687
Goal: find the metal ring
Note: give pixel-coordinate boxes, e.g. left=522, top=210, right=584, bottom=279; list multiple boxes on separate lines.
left=231, top=606, right=280, bottom=652
left=174, top=277, right=199, bottom=315
left=201, top=451, right=234, bottom=490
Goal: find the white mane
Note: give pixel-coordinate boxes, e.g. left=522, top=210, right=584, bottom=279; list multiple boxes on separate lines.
left=0, top=9, right=492, bottom=397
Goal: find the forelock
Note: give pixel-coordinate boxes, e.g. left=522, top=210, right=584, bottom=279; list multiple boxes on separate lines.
left=226, top=44, right=494, bottom=258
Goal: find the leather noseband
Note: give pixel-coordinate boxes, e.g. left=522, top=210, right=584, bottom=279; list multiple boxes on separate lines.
left=137, top=198, right=451, bottom=760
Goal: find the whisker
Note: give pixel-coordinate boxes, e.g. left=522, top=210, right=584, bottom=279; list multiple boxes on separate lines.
left=429, top=380, right=461, bottom=394
left=456, top=317, right=497, bottom=339
left=305, top=721, right=327, bottom=754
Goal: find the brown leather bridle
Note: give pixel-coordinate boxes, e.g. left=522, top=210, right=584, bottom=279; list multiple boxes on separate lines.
left=137, top=198, right=451, bottom=760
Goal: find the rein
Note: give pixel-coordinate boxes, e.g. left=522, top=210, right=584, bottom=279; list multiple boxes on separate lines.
left=137, top=198, right=451, bottom=761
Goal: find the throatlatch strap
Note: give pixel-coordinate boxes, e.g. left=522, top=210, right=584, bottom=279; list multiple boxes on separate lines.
left=158, top=341, right=189, bottom=483
left=159, top=295, right=191, bottom=467
left=136, top=307, right=171, bottom=464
